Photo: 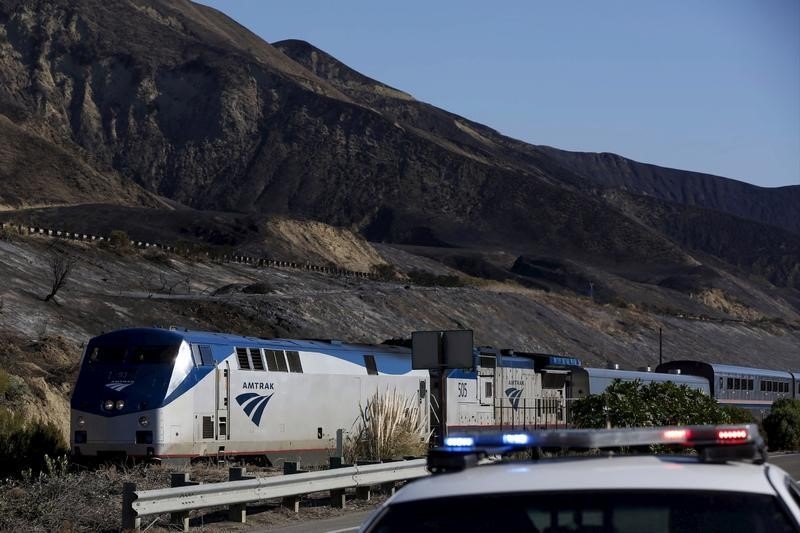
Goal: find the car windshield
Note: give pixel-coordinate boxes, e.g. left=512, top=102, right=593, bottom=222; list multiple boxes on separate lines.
left=368, top=490, right=795, bottom=533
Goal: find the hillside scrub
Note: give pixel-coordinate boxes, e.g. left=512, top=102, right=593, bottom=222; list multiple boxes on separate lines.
left=0, top=464, right=191, bottom=532
left=0, top=408, right=68, bottom=479
left=570, top=380, right=730, bottom=428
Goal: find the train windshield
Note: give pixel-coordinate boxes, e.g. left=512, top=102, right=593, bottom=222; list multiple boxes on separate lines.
left=87, top=345, right=179, bottom=365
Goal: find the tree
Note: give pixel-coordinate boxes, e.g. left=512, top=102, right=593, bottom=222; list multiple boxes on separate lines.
left=571, top=379, right=729, bottom=429
left=43, top=249, right=76, bottom=303
left=763, top=399, right=800, bottom=451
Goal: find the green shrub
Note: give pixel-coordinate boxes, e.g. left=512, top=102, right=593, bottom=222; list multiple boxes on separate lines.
left=108, top=229, right=131, bottom=250
left=720, top=405, right=755, bottom=424
left=0, top=224, right=14, bottom=241
left=0, top=408, right=69, bottom=478
left=763, top=399, right=800, bottom=451
left=570, top=380, right=729, bottom=429
left=4, top=375, right=30, bottom=402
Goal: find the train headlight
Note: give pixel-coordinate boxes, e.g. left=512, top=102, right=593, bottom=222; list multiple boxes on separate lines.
left=76, top=416, right=86, bottom=427
left=103, top=400, right=114, bottom=411
left=138, top=416, right=150, bottom=428
left=115, top=400, right=125, bottom=411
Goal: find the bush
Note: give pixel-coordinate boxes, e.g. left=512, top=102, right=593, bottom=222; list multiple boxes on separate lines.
left=242, top=281, right=273, bottom=294
left=0, top=408, right=69, bottom=478
left=720, top=405, right=755, bottom=424
left=108, top=229, right=131, bottom=251
left=407, top=269, right=464, bottom=287
left=373, top=263, right=397, bottom=281
left=570, top=380, right=729, bottom=429
left=345, top=389, right=430, bottom=462
left=763, top=399, right=800, bottom=451
left=0, top=224, right=15, bottom=241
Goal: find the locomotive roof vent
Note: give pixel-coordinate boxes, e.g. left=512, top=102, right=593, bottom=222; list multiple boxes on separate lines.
left=606, top=362, right=620, bottom=370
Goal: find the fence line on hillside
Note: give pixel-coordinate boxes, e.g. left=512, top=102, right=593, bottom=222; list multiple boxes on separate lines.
left=0, top=221, right=378, bottom=280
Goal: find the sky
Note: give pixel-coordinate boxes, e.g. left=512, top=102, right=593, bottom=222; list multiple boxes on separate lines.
left=196, top=0, right=800, bottom=188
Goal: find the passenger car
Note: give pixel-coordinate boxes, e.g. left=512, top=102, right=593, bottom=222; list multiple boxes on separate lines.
left=361, top=425, right=800, bottom=532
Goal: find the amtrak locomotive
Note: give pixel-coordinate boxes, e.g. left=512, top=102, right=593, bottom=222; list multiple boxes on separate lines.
left=71, top=328, right=427, bottom=463
left=70, top=327, right=798, bottom=463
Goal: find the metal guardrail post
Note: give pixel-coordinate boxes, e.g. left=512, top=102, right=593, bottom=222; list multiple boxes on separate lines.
left=121, top=482, right=141, bottom=531
left=336, top=428, right=344, bottom=458
left=170, top=473, right=199, bottom=531
left=330, top=488, right=346, bottom=509
left=228, top=468, right=255, bottom=523
left=281, top=463, right=305, bottom=513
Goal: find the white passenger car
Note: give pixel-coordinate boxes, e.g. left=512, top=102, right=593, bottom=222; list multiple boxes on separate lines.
left=361, top=425, right=800, bottom=532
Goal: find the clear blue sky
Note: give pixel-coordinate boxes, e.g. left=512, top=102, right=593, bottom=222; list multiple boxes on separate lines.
left=196, top=0, right=799, bottom=188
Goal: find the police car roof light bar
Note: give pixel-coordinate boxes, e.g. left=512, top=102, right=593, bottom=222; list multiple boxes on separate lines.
left=430, top=424, right=766, bottom=473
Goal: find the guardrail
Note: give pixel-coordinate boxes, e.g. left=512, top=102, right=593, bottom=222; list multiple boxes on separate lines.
left=0, top=221, right=378, bottom=279
left=121, top=459, right=428, bottom=531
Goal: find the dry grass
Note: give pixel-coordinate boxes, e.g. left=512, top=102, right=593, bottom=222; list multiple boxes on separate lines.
left=344, top=388, right=430, bottom=462
left=691, top=288, right=765, bottom=321
left=0, top=461, right=287, bottom=532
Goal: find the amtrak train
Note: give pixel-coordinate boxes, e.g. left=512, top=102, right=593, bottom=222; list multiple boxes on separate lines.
left=71, top=328, right=427, bottom=463
left=69, top=327, right=798, bottom=463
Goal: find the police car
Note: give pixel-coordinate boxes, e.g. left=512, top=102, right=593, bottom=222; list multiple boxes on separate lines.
left=361, top=425, right=800, bottom=532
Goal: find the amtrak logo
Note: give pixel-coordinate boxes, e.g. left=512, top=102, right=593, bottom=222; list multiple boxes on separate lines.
left=505, top=387, right=524, bottom=410
left=236, top=392, right=274, bottom=426
left=105, top=381, right=133, bottom=392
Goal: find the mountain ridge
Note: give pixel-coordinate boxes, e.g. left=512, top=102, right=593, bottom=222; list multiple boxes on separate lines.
left=0, top=0, right=796, bottom=301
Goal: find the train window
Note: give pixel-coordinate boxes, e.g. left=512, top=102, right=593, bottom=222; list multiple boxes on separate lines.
left=199, top=345, right=214, bottom=366
left=250, top=348, right=265, bottom=371
left=286, top=351, right=303, bottom=373
left=767, top=381, right=773, bottom=392
left=734, top=378, right=741, bottom=390
left=264, top=350, right=279, bottom=371
left=364, top=355, right=378, bottom=375
left=727, top=378, right=733, bottom=389
left=191, top=345, right=203, bottom=366
left=130, top=345, right=177, bottom=364
left=485, top=381, right=494, bottom=398
left=761, top=381, right=766, bottom=392
left=719, top=378, right=723, bottom=390
left=275, top=351, right=288, bottom=372
left=191, top=344, right=214, bottom=366
left=748, top=379, right=754, bottom=390
left=88, top=346, right=126, bottom=364
left=236, top=348, right=251, bottom=370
